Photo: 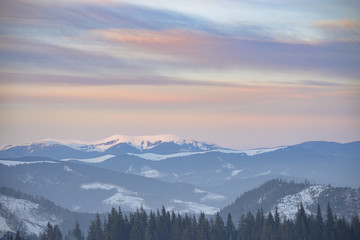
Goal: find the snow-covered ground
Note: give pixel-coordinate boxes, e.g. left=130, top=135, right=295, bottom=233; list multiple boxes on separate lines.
left=127, top=151, right=206, bottom=161
left=272, top=185, right=328, bottom=220
left=81, top=183, right=144, bottom=211
left=253, top=170, right=272, bottom=177
left=226, top=169, right=244, bottom=180
left=138, top=166, right=165, bottom=178
left=194, top=188, right=225, bottom=203
left=60, top=154, right=115, bottom=163
left=0, top=216, right=11, bottom=238
left=127, top=147, right=287, bottom=161
left=216, top=146, right=287, bottom=156
left=0, top=195, right=61, bottom=236
left=0, top=160, right=57, bottom=167
left=170, top=200, right=219, bottom=215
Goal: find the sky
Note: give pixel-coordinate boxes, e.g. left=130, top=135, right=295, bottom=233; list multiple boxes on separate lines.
left=0, top=0, right=359, bottom=149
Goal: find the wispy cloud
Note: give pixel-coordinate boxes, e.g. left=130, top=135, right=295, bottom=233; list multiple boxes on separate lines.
left=316, top=19, right=360, bottom=42
left=317, top=19, right=360, bottom=30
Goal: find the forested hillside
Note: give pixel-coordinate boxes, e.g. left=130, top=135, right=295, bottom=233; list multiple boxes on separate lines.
left=5, top=204, right=360, bottom=240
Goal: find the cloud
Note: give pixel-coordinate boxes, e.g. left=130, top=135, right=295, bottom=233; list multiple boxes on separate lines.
left=317, top=19, right=360, bottom=30
left=94, top=28, right=202, bottom=45
left=0, top=71, right=239, bottom=87
left=316, top=19, right=360, bottom=42
left=1, top=0, right=359, bottom=87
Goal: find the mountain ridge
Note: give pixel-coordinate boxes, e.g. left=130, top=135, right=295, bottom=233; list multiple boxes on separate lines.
left=219, top=179, right=360, bottom=222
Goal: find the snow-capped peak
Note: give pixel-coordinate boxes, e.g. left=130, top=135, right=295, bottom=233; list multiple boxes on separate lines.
left=5, top=134, right=219, bottom=153
left=89, top=134, right=189, bottom=151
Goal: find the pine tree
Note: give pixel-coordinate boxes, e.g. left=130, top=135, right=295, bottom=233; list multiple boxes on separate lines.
left=87, top=214, right=104, bottom=240
left=66, top=220, right=85, bottom=240
left=255, top=208, right=264, bottom=239
left=170, top=211, right=182, bottom=240
left=53, top=225, right=63, bottom=240
left=261, top=212, right=275, bottom=240
left=314, top=204, right=324, bottom=240
left=211, top=213, right=225, bottom=240
left=145, top=211, right=157, bottom=240
left=225, top=213, right=235, bottom=240
left=40, top=223, right=63, bottom=240
left=6, top=233, right=14, bottom=240
left=325, top=202, right=336, bottom=240
left=295, top=202, right=309, bottom=240
left=351, top=214, right=360, bottom=239
left=197, top=212, right=210, bottom=240
left=14, top=231, right=22, bottom=240
left=274, top=207, right=281, bottom=240
left=157, top=206, right=171, bottom=240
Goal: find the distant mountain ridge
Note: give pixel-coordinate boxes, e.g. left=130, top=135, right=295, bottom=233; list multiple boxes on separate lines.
left=0, top=160, right=226, bottom=215
left=1, top=137, right=359, bottom=224
left=0, top=135, right=223, bottom=159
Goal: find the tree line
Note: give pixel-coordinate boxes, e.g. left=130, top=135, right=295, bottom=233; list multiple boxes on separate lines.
left=7, top=202, right=360, bottom=240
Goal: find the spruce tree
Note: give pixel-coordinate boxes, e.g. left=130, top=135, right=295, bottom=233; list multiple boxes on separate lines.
left=351, top=214, right=360, bottom=239
left=87, top=214, right=104, bottom=240
left=14, top=231, right=22, bottom=240
left=197, top=212, right=210, bottom=240
left=295, top=202, right=309, bottom=239
left=274, top=207, right=281, bottom=240
left=315, top=204, right=324, bottom=240
left=212, top=213, right=225, bottom=240
left=325, top=202, right=336, bottom=240
left=67, top=220, right=85, bottom=240
left=225, top=213, right=235, bottom=240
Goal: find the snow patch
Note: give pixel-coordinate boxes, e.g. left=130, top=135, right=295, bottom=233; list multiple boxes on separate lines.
left=172, top=200, right=219, bottom=215
left=253, top=170, right=271, bottom=177
left=103, top=193, right=145, bottom=210
left=80, top=183, right=143, bottom=211
left=222, top=163, right=234, bottom=169
left=127, top=147, right=287, bottom=161
left=218, top=146, right=287, bottom=156
left=127, top=151, right=206, bottom=161
left=194, top=188, right=225, bottom=203
left=0, top=216, right=11, bottom=237
left=226, top=169, right=244, bottom=180
left=0, top=160, right=57, bottom=167
left=273, top=185, right=328, bottom=220
left=63, top=166, right=83, bottom=176
left=138, top=166, right=164, bottom=178
left=81, top=183, right=135, bottom=194
left=72, top=206, right=81, bottom=211
left=60, top=154, right=115, bottom=163
left=64, top=166, right=74, bottom=173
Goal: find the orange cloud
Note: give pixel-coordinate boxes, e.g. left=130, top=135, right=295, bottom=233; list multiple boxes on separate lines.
left=94, top=28, right=205, bottom=45
left=316, top=19, right=360, bottom=30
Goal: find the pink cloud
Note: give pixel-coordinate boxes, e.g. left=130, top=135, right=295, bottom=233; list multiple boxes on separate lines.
left=317, top=19, right=360, bottom=30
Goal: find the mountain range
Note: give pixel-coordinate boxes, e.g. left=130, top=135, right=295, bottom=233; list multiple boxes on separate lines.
left=0, top=135, right=359, bottom=236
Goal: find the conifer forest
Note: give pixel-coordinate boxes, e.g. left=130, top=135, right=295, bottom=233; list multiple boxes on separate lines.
left=6, top=203, right=360, bottom=240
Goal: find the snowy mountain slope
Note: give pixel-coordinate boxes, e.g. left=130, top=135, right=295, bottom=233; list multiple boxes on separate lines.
left=0, top=187, right=95, bottom=239
left=0, top=194, right=61, bottom=236
left=272, top=185, right=328, bottom=219
left=219, top=179, right=360, bottom=222
left=0, top=159, right=226, bottom=215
